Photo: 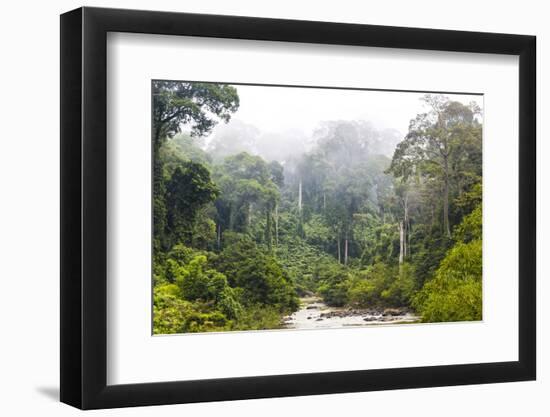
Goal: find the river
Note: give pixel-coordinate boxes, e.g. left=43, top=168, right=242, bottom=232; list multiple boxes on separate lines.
left=283, top=297, right=419, bottom=330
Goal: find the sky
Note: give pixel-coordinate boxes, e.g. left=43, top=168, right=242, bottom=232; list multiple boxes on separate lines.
left=209, top=84, right=483, bottom=141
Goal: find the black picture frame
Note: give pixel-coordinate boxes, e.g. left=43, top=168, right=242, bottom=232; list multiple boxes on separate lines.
left=60, top=6, right=536, bottom=410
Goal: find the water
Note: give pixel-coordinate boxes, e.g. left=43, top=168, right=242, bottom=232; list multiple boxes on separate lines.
left=283, top=297, right=419, bottom=330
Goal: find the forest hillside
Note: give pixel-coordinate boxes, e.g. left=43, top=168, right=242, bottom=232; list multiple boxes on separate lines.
left=152, top=82, right=483, bottom=334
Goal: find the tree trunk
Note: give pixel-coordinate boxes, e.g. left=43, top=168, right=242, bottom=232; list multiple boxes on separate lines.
left=399, top=220, right=404, bottom=265
left=216, top=223, right=221, bottom=249
left=403, top=226, right=407, bottom=259
left=153, top=126, right=163, bottom=154
left=344, top=237, right=349, bottom=266
left=403, top=195, right=409, bottom=258
left=407, top=218, right=411, bottom=257
left=443, top=157, right=451, bottom=238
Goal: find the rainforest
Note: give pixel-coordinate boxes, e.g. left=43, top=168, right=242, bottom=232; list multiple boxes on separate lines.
left=152, top=81, right=483, bottom=334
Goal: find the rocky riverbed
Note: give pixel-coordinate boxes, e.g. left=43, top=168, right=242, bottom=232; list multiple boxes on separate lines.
left=283, top=297, right=419, bottom=330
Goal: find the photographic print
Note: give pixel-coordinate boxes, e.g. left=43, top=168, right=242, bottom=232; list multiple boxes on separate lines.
left=152, top=81, right=483, bottom=335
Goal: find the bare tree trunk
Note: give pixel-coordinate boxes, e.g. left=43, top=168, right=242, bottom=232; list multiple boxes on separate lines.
left=440, top=138, right=451, bottom=238
left=344, top=236, right=349, bottom=266
left=443, top=161, right=451, bottom=238
left=248, top=202, right=253, bottom=228
left=407, top=218, right=411, bottom=257
left=403, top=195, right=409, bottom=258
left=323, top=192, right=326, bottom=211
left=399, top=220, right=404, bottom=265
left=403, top=227, right=407, bottom=259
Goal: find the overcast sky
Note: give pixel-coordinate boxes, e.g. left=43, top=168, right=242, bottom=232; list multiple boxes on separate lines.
left=207, top=84, right=483, bottom=141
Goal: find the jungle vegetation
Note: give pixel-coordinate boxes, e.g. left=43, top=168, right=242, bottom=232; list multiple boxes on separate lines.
left=152, top=81, right=483, bottom=334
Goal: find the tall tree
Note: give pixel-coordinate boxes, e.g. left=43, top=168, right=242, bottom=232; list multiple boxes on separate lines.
left=389, top=94, right=481, bottom=238
left=213, top=153, right=280, bottom=245
left=152, top=81, right=239, bottom=252
left=152, top=81, right=239, bottom=151
left=165, top=161, right=219, bottom=248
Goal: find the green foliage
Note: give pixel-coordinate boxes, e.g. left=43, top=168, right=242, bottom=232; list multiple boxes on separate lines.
left=216, top=233, right=298, bottom=311
left=152, top=81, right=239, bottom=149
left=153, top=82, right=239, bottom=254
left=359, top=222, right=399, bottom=266
left=154, top=283, right=231, bottom=334
left=160, top=134, right=212, bottom=175
left=213, top=152, right=280, bottom=243
left=315, top=263, right=351, bottom=306
left=275, top=237, right=338, bottom=295
left=413, top=277, right=482, bottom=323
left=410, top=232, right=451, bottom=287
left=347, top=265, right=390, bottom=307
left=153, top=283, right=189, bottom=334
left=153, top=239, right=291, bottom=332
left=438, top=239, right=482, bottom=281
left=165, top=161, right=219, bottom=247
left=413, top=204, right=482, bottom=322
left=190, top=215, right=217, bottom=250
left=346, top=263, right=415, bottom=308
left=178, top=255, right=227, bottom=302
left=388, top=94, right=481, bottom=239
left=381, top=263, right=416, bottom=306
left=152, top=85, right=484, bottom=333
left=231, top=305, right=284, bottom=331
left=454, top=204, right=482, bottom=242
left=454, top=183, right=482, bottom=215
left=216, top=286, right=244, bottom=320
left=303, top=214, right=332, bottom=247
left=167, top=243, right=198, bottom=264
left=347, top=278, right=378, bottom=306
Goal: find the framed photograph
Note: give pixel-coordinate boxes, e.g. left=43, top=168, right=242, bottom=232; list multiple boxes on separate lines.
left=60, top=6, right=536, bottom=409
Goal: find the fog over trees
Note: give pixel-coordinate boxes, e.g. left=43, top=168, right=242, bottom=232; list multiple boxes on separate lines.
left=152, top=82, right=483, bottom=334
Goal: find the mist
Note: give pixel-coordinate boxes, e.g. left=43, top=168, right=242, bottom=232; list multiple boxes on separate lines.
left=201, top=84, right=482, bottom=163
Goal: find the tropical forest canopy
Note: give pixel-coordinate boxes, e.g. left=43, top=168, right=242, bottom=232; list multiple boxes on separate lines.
left=152, top=81, right=483, bottom=334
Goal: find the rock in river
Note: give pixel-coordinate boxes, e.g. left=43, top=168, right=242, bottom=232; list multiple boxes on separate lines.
left=383, top=308, right=405, bottom=316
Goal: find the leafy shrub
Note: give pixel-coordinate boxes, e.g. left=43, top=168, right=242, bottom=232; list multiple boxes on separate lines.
left=413, top=278, right=481, bottom=322
left=413, top=233, right=482, bottom=322
left=275, top=237, right=338, bottom=294
left=217, top=286, right=244, bottom=319
left=179, top=255, right=228, bottom=302
left=216, top=232, right=299, bottom=311
left=153, top=283, right=234, bottom=334
left=381, top=263, right=416, bottom=306
left=315, top=264, right=351, bottom=306
left=231, top=305, right=284, bottom=330
left=153, top=283, right=191, bottom=334
left=454, top=205, right=482, bottom=243
left=347, top=278, right=378, bottom=306
left=303, top=214, right=332, bottom=247
left=346, top=263, right=414, bottom=308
